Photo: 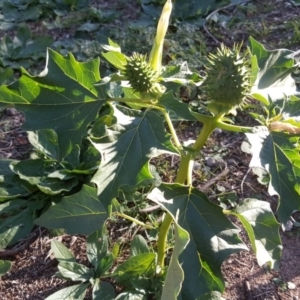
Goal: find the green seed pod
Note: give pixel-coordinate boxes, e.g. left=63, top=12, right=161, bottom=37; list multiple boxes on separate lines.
left=203, top=44, right=251, bottom=116
left=123, top=52, right=157, bottom=94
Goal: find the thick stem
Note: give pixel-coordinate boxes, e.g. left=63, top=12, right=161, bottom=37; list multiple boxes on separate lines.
left=156, top=116, right=220, bottom=273
left=156, top=212, right=173, bottom=272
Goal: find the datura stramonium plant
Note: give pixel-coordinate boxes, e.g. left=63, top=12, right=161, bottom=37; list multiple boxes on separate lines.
left=122, top=0, right=172, bottom=102
left=203, top=43, right=251, bottom=117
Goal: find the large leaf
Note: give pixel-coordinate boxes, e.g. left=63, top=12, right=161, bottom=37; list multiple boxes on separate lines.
left=148, top=184, right=247, bottom=299
left=114, top=252, right=156, bottom=288
left=0, top=159, right=36, bottom=200
left=27, top=130, right=60, bottom=161
left=0, top=49, right=106, bottom=159
left=91, top=105, right=177, bottom=206
left=11, top=159, right=78, bottom=195
left=230, top=198, right=282, bottom=269
left=0, top=199, right=43, bottom=249
left=56, top=261, right=94, bottom=281
left=246, top=128, right=300, bottom=225
left=45, top=283, right=89, bottom=300
left=249, top=37, right=297, bottom=104
left=92, top=279, right=115, bottom=300
left=35, top=185, right=108, bottom=235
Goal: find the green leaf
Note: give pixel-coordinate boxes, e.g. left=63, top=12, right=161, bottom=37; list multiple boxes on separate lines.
left=27, top=130, right=60, bottom=160
left=0, top=260, right=12, bottom=276
left=249, top=37, right=297, bottom=104
left=87, top=228, right=113, bottom=276
left=130, top=235, right=150, bottom=257
left=230, top=198, right=282, bottom=269
left=91, top=105, right=177, bottom=207
left=0, top=200, right=38, bottom=249
left=11, top=159, right=78, bottom=195
left=92, top=279, right=115, bottom=300
left=148, top=184, right=247, bottom=299
left=246, top=128, right=300, bottom=225
left=51, top=239, right=76, bottom=263
left=101, top=51, right=127, bottom=70
left=101, top=47, right=127, bottom=70
left=45, top=283, right=89, bottom=300
left=114, top=252, right=156, bottom=288
left=196, top=291, right=225, bottom=300
left=57, top=261, right=94, bottom=281
left=158, top=91, right=197, bottom=121
left=0, top=159, right=36, bottom=200
left=0, top=49, right=105, bottom=159
left=35, top=185, right=108, bottom=235
left=2, top=2, right=41, bottom=22
left=115, top=290, right=147, bottom=300
left=161, top=221, right=189, bottom=300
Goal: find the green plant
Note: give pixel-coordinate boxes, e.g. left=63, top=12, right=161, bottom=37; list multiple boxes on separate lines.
left=0, top=259, right=12, bottom=277
left=46, top=228, right=116, bottom=299
left=0, top=0, right=299, bottom=299
left=0, top=25, right=53, bottom=71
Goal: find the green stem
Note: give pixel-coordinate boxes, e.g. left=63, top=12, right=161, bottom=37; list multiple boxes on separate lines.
left=115, top=212, right=155, bottom=230
left=156, top=116, right=220, bottom=274
left=163, top=111, right=182, bottom=149
left=156, top=212, right=173, bottom=272
left=216, top=120, right=253, bottom=133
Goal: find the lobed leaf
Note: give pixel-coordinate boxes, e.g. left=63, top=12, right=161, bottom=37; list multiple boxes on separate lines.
left=35, top=185, right=108, bottom=235
left=148, top=184, right=247, bottom=299
left=246, top=128, right=300, bottom=225
left=249, top=37, right=297, bottom=104
left=230, top=198, right=282, bottom=269
left=0, top=49, right=106, bottom=159
left=91, top=105, right=178, bottom=208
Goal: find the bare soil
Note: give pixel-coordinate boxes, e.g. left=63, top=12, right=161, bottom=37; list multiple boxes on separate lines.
left=0, top=0, right=300, bottom=299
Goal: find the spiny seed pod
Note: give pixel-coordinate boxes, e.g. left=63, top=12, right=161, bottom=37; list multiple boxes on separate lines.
left=123, top=53, right=157, bottom=93
left=203, top=44, right=251, bottom=116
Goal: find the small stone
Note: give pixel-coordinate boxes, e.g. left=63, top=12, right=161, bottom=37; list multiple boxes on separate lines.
left=287, top=282, right=296, bottom=289
left=205, top=157, right=216, bottom=167
left=193, top=161, right=201, bottom=170
left=285, top=220, right=294, bottom=231
left=5, top=107, right=18, bottom=116
left=214, top=128, right=222, bottom=134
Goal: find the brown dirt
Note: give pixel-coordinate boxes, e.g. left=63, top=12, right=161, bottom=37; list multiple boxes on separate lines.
left=0, top=0, right=300, bottom=299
